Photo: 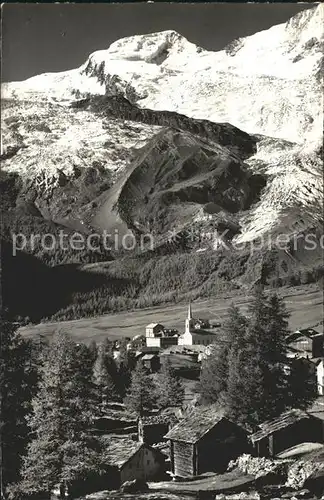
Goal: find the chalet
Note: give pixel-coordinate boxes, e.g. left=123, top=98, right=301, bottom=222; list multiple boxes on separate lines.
left=164, top=406, right=249, bottom=477
left=251, top=409, right=324, bottom=458
left=178, top=302, right=217, bottom=346
left=141, top=353, right=160, bottom=373
left=286, top=329, right=324, bottom=359
left=145, top=323, right=179, bottom=349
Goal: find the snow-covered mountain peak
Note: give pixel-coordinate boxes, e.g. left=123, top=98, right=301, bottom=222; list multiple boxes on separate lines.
left=2, top=5, right=323, bottom=144
left=85, top=30, right=199, bottom=66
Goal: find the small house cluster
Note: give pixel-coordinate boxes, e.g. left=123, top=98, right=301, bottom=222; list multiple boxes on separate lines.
left=80, top=308, right=324, bottom=495
left=145, top=302, right=218, bottom=349
left=86, top=403, right=324, bottom=489
left=286, top=328, right=324, bottom=397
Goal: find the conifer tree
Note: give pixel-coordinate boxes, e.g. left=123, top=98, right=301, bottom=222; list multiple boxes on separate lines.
left=93, top=343, right=118, bottom=408
left=288, top=358, right=317, bottom=410
left=199, top=344, right=229, bottom=405
left=223, top=303, right=248, bottom=349
left=199, top=290, right=316, bottom=427
left=116, top=338, right=135, bottom=398
left=19, top=331, right=105, bottom=498
left=88, top=340, right=98, bottom=365
left=124, top=361, right=155, bottom=416
left=0, top=321, right=39, bottom=497
left=243, top=291, right=291, bottom=421
left=199, top=304, right=247, bottom=405
left=156, top=358, right=184, bottom=409
left=225, top=338, right=266, bottom=427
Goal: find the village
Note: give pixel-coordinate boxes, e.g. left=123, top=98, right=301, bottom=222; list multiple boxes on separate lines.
left=53, top=300, right=324, bottom=500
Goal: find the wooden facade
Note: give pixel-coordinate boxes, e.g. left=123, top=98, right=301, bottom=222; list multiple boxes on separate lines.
left=251, top=409, right=324, bottom=458
left=287, top=330, right=324, bottom=358
left=165, top=408, right=249, bottom=477
left=171, top=441, right=195, bottom=477
left=141, top=354, right=161, bottom=372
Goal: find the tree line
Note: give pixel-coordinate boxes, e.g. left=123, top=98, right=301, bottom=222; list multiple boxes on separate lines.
left=199, top=287, right=317, bottom=428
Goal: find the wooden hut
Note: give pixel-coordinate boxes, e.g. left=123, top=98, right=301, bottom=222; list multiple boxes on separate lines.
left=164, top=406, right=249, bottom=477
left=141, top=353, right=160, bottom=372
left=251, top=409, right=324, bottom=457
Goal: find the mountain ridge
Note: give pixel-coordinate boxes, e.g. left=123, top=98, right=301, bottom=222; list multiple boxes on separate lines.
left=2, top=5, right=323, bottom=143
left=0, top=6, right=323, bottom=325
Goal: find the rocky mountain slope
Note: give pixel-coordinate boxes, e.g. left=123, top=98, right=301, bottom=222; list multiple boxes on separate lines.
left=0, top=5, right=323, bottom=321
left=2, top=6, right=323, bottom=243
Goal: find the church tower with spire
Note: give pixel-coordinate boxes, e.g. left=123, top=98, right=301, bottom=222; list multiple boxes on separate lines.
left=185, top=301, right=195, bottom=334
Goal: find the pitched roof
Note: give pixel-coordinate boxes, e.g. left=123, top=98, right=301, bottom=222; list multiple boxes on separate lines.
left=146, top=323, right=163, bottom=329
left=161, top=344, right=208, bottom=355
left=142, top=354, right=157, bottom=360
left=164, top=406, right=225, bottom=443
left=287, top=329, right=321, bottom=343
left=189, top=328, right=217, bottom=336
left=251, top=409, right=310, bottom=443
left=100, top=437, right=142, bottom=468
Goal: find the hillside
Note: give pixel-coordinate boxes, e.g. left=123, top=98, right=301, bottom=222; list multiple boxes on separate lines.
left=18, top=285, right=324, bottom=344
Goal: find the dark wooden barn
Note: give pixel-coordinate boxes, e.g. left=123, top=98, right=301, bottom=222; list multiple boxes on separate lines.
left=251, top=409, right=324, bottom=458
left=141, top=353, right=161, bottom=373
left=164, top=407, right=250, bottom=477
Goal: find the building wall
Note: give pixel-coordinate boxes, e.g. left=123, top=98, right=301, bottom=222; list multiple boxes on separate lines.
left=120, top=446, right=163, bottom=483
left=160, top=337, right=178, bottom=348
left=317, top=361, right=324, bottom=395
left=146, top=337, right=162, bottom=347
left=289, top=337, right=312, bottom=356
left=178, top=333, right=193, bottom=345
left=196, top=420, right=249, bottom=474
left=171, top=441, right=195, bottom=477
left=170, top=421, right=248, bottom=477
left=288, top=335, right=324, bottom=358
left=313, top=336, right=324, bottom=358
left=255, top=418, right=324, bottom=457
left=179, top=332, right=216, bottom=346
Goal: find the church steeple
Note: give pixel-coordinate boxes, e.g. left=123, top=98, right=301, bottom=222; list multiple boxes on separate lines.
left=185, top=300, right=194, bottom=334
left=188, top=300, right=192, bottom=320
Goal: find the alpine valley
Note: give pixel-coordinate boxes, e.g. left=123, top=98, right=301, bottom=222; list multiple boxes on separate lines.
left=1, top=5, right=323, bottom=323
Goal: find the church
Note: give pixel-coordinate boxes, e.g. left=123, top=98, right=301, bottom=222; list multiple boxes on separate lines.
left=178, top=302, right=217, bottom=346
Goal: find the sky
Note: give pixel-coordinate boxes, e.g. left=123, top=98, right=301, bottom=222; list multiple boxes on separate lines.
left=2, top=2, right=315, bottom=82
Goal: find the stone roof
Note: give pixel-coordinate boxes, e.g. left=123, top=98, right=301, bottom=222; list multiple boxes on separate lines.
left=161, top=344, right=208, bottom=355
left=251, top=409, right=310, bottom=443
left=142, top=407, right=181, bottom=425
left=100, top=436, right=142, bottom=468
left=164, top=406, right=225, bottom=443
